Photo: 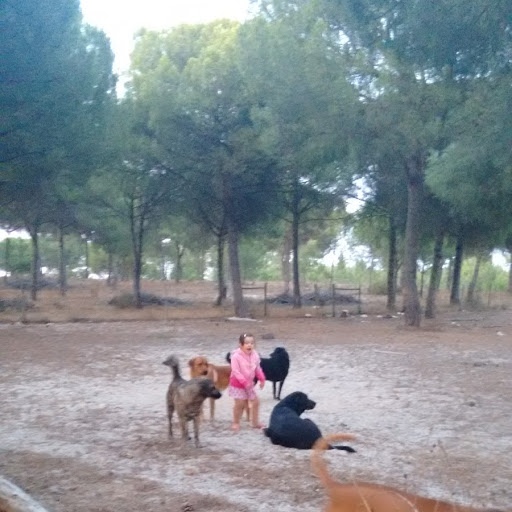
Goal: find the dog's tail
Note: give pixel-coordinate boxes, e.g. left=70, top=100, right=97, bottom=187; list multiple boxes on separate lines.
left=162, top=355, right=181, bottom=379
left=331, top=444, right=357, bottom=453
left=311, top=433, right=357, bottom=490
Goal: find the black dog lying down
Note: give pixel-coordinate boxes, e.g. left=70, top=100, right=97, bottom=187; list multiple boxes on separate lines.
left=263, top=391, right=356, bottom=453
left=226, top=346, right=290, bottom=400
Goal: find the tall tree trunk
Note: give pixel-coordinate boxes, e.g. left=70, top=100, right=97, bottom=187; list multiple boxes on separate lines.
left=159, top=241, right=167, bottom=281
left=28, top=228, right=40, bottom=301
left=445, top=256, right=453, bottom=290
left=291, top=179, right=302, bottom=309
left=227, top=217, right=248, bottom=318
left=130, top=200, right=144, bottom=309
left=83, top=236, right=90, bottom=280
left=215, top=233, right=227, bottom=306
left=506, top=239, right=512, bottom=293
left=107, top=252, right=117, bottom=288
left=291, top=210, right=302, bottom=308
left=509, top=260, right=512, bottom=294
left=450, top=236, right=463, bottom=305
left=425, top=228, right=444, bottom=319
left=419, top=262, right=426, bottom=298
left=386, top=217, right=398, bottom=312
left=402, top=157, right=423, bottom=327
left=466, top=253, right=483, bottom=304
left=58, top=227, right=67, bottom=296
left=4, top=237, right=10, bottom=284
left=368, top=253, right=375, bottom=291
left=133, top=240, right=143, bottom=308
left=173, top=242, right=185, bottom=283
left=281, top=226, right=292, bottom=295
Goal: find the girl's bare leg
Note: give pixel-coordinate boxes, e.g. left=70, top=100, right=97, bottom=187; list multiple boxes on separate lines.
left=232, top=399, right=246, bottom=430
left=249, top=397, right=262, bottom=428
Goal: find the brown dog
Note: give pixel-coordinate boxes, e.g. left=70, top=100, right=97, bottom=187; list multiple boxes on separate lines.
left=163, top=355, right=221, bottom=447
left=312, top=433, right=507, bottom=512
left=188, top=355, right=249, bottom=422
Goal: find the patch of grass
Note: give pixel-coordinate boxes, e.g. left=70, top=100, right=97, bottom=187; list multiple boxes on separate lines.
left=1, top=279, right=511, bottom=324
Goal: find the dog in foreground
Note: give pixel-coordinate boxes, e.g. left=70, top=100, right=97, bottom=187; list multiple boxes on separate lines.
left=263, top=391, right=355, bottom=452
left=312, top=433, right=507, bottom=512
left=188, top=355, right=231, bottom=422
left=163, top=355, right=221, bottom=447
left=259, top=346, right=290, bottom=400
left=188, top=355, right=250, bottom=422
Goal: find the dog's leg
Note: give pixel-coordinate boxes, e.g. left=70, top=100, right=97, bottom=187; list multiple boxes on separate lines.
left=276, top=380, right=284, bottom=400
left=192, top=416, right=201, bottom=447
left=167, top=398, right=174, bottom=438
left=272, top=381, right=278, bottom=400
left=210, top=397, right=215, bottom=422
left=168, top=414, right=173, bottom=438
left=179, top=417, right=190, bottom=444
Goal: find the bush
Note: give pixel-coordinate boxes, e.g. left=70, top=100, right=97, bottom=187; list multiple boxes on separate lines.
left=108, top=292, right=189, bottom=308
left=0, top=297, right=33, bottom=312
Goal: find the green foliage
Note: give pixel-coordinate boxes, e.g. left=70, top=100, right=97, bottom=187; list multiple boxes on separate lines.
left=178, top=253, right=210, bottom=281
left=0, top=0, right=116, bottom=295
left=460, top=257, right=509, bottom=293
left=239, top=238, right=281, bottom=281
left=0, top=239, right=31, bottom=274
left=1, top=0, right=512, bottom=315
left=0, top=235, right=113, bottom=277
left=426, top=78, right=512, bottom=234
left=129, top=21, right=283, bottom=235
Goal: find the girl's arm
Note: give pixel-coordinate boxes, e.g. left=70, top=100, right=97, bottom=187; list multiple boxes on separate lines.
left=254, top=353, right=266, bottom=384
left=255, top=365, right=265, bottom=384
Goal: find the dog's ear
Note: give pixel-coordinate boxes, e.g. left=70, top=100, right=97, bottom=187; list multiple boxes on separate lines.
left=188, top=357, right=196, bottom=368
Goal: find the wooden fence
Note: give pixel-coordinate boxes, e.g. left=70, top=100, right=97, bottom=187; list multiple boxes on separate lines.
left=331, top=283, right=362, bottom=316
left=242, top=282, right=268, bottom=316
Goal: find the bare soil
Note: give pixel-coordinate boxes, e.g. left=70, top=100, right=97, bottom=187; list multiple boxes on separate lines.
left=0, top=281, right=511, bottom=512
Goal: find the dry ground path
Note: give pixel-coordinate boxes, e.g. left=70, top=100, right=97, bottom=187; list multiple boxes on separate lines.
left=1, top=306, right=511, bottom=512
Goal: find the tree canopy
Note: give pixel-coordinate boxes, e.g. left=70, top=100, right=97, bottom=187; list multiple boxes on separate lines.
left=1, top=0, right=511, bottom=321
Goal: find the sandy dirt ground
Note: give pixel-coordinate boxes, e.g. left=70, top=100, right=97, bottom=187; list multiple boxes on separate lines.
left=0, top=285, right=511, bottom=512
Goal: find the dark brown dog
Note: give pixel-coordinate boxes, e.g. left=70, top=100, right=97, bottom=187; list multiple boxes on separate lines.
left=188, top=355, right=249, bottom=422
left=163, top=355, right=221, bottom=447
left=312, top=433, right=507, bottom=512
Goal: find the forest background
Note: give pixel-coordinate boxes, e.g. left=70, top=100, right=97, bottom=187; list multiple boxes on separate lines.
left=1, top=0, right=512, bottom=327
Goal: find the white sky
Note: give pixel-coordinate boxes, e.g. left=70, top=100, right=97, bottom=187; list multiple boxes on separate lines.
left=79, top=0, right=252, bottom=75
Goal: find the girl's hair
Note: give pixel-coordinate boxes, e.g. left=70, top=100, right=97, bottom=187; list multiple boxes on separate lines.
left=239, top=332, right=254, bottom=344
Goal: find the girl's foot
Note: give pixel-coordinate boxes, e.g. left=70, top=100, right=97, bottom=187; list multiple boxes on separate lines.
left=231, top=423, right=240, bottom=432
left=251, top=423, right=265, bottom=429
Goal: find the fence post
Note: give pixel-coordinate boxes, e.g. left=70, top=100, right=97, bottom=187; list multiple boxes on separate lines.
left=264, top=282, right=268, bottom=317
left=358, top=286, right=362, bottom=314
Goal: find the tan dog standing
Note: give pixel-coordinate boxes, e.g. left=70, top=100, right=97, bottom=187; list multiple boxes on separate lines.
left=312, top=433, right=507, bottom=512
left=188, top=355, right=249, bottom=422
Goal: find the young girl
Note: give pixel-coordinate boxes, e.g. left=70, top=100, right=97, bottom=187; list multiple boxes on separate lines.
left=228, top=333, right=266, bottom=431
